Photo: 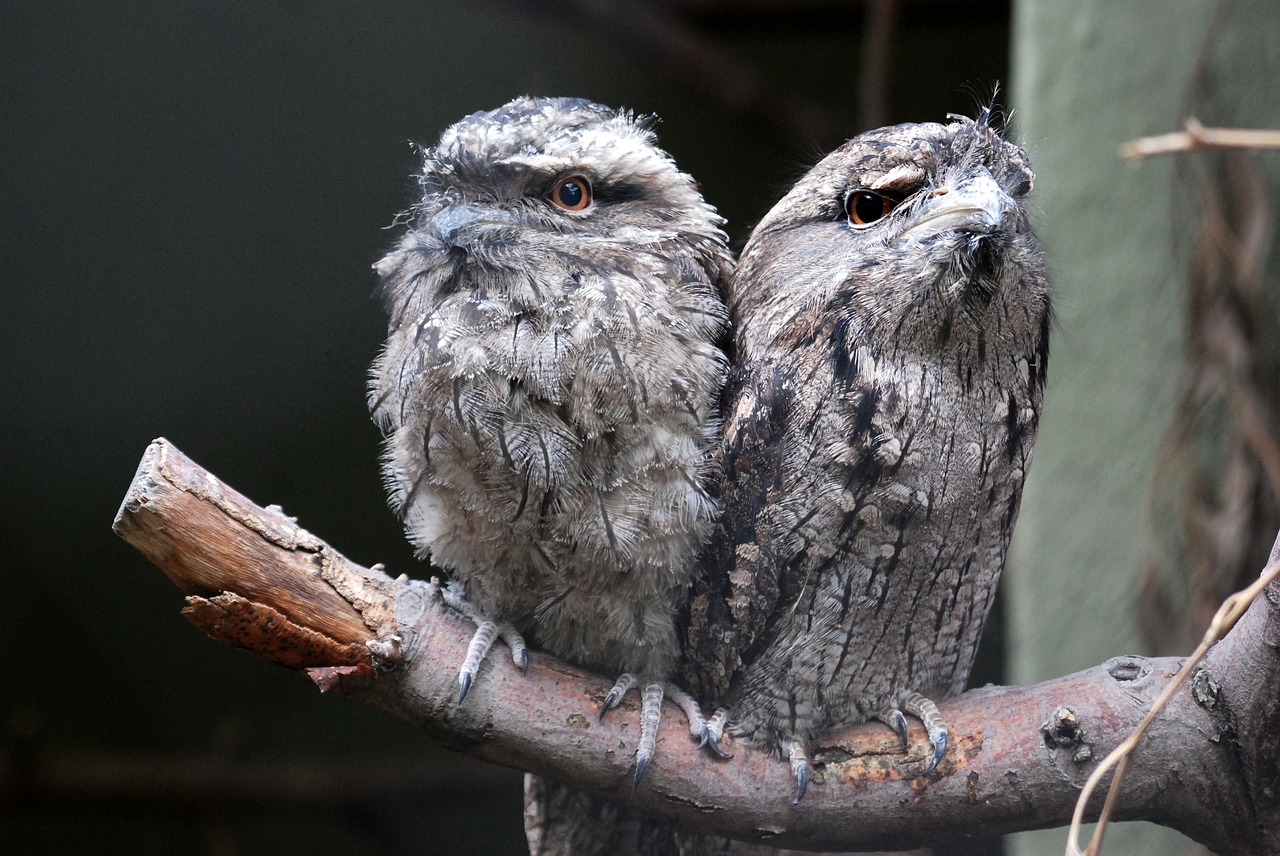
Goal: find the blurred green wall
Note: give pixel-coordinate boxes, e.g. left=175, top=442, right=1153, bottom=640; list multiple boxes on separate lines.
left=1009, top=0, right=1280, bottom=853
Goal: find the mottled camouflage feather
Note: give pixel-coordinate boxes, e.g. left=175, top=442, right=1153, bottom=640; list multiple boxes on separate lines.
left=369, top=97, right=732, bottom=855
left=371, top=97, right=731, bottom=678
left=682, top=113, right=1050, bottom=773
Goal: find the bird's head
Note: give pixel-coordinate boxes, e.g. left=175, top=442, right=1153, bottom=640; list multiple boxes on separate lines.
left=384, top=96, right=730, bottom=283
left=732, top=112, right=1049, bottom=361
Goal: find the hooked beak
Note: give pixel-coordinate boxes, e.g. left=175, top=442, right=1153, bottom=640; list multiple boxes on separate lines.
left=897, top=168, right=1012, bottom=243
left=430, top=204, right=519, bottom=247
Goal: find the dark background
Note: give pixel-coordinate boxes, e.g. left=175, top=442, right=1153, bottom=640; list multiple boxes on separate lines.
left=1, top=2, right=1010, bottom=852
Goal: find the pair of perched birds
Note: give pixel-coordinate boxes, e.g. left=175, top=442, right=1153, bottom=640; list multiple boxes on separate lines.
left=368, top=96, right=1051, bottom=819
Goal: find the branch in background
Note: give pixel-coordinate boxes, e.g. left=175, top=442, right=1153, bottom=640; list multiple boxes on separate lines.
left=1139, top=107, right=1280, bottom=660
left=112, top=439, right=1280, bottom=855
left=1119, top=118, right=1280, bottom=158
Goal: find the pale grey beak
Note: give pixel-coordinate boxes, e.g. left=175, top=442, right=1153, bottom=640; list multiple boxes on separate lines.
left=430, top=204, right=518, bottom=247
left=898, top=168, right=1012, bottom=243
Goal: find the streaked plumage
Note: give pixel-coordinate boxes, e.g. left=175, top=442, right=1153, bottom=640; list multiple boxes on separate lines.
left=682, top=112, right=1051, bottom=803
left=368, top=96, right=732, bottom=848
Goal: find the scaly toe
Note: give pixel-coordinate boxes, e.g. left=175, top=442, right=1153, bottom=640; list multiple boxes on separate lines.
left=457, top=670, right=474, bottom=705
left=923, top=727, right=948, bottom=775
left=633, top=751, right=651, bottom=787
left=699, top=726, right=734, bottom=758
left=631, top=682, right=664, bottom=785
left=456, top=620, right=500, bottom=705
left=700, top=709, right=732, bottom=758
left=788, top=739, right=810, bottom=805
left=792, top=761, right=809, bottom=806
left=599, top=672, right=636, bottom=720
left=900, top=691, right=949, bottom=775
left=877, top=707, right=909, bottom=753
left=599, top=689, right=621, bottom=720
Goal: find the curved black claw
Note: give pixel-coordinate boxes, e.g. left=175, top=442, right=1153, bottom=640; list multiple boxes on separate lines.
left=599, top=688, right=622, bottom=721
left=698, top=726, right=734, bottom=759
left=516, top=647, right=529, bottom=675
left=458, top=671, right=474, bottom=705
left=633, top=754, right=650, bottom=787
left=889, top=710, right=909, bottom=753
left=792, top=762, right=809, bottom=806
left=921, top=728, right=948, bottom=776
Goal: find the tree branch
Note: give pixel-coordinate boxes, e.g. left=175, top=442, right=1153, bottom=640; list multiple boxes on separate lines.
left=113, top=438, right=1280, bottom=854
left=1119, top=118, right=1280, bottom=159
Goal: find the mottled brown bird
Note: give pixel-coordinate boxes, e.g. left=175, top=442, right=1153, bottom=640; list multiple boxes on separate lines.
left=368, top=97, right=732, bottom=791
left=682, top=111, right=1051, bottom=804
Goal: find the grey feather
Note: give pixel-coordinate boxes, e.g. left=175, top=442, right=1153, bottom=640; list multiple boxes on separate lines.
left=681, top=112, right=1051, bottom=801
left=369, top=96, right=732, bottom=853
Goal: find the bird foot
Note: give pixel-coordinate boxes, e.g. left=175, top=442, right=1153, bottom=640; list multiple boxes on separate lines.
left=599, top=676, right=729, bottom=785
left=665, top=687, right=733, bottom=759
left=428, top=577, right=528, bottom=704
left=901, top=691, right=948, bottom=775
left=598, top=674, right=660, bottom=785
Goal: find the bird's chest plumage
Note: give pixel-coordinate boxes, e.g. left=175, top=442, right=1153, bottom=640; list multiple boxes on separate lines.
left=735, top=341, right=1037, bottom=740
left=374, top=260, right=726, bottom=672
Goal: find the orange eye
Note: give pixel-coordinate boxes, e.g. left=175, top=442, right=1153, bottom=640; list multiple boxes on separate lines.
left=846, top=190, right=897, bottom=226
left=548, top=175, right=592, bottom=211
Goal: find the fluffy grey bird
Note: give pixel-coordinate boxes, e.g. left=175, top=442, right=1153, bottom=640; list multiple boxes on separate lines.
left=368, top=97, right=732, bottom=791
left=682, top=111, right=1051, bottom=804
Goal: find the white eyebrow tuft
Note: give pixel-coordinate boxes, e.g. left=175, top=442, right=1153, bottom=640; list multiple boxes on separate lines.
left=494, top=153, right=576, bottom=172
left=870, top=163, right=926, bottom=191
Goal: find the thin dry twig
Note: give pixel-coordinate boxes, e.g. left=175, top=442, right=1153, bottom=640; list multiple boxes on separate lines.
left=1120, top=118, right=1280, bottom=159
left=1066, top=558, right=1280, bottom=856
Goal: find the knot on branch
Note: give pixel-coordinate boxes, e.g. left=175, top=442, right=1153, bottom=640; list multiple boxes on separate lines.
left=1104, top=656, right=1153, bottom=683
left=1041, top=706, right=1092, bottom=763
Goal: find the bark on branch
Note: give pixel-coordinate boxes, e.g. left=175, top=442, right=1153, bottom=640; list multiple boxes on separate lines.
left=113, top=438, right=1280, bottom=854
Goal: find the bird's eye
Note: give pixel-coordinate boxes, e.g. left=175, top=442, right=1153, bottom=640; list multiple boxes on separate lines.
left=846, top=190, right=899, bottom=226
left=548, top=176, right=593, bottom=212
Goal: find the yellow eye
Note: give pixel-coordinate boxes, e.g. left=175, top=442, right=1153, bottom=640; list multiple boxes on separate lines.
left=548, top=175, right=592, bottom=211
left=846, top=190, right=898, bottom=226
